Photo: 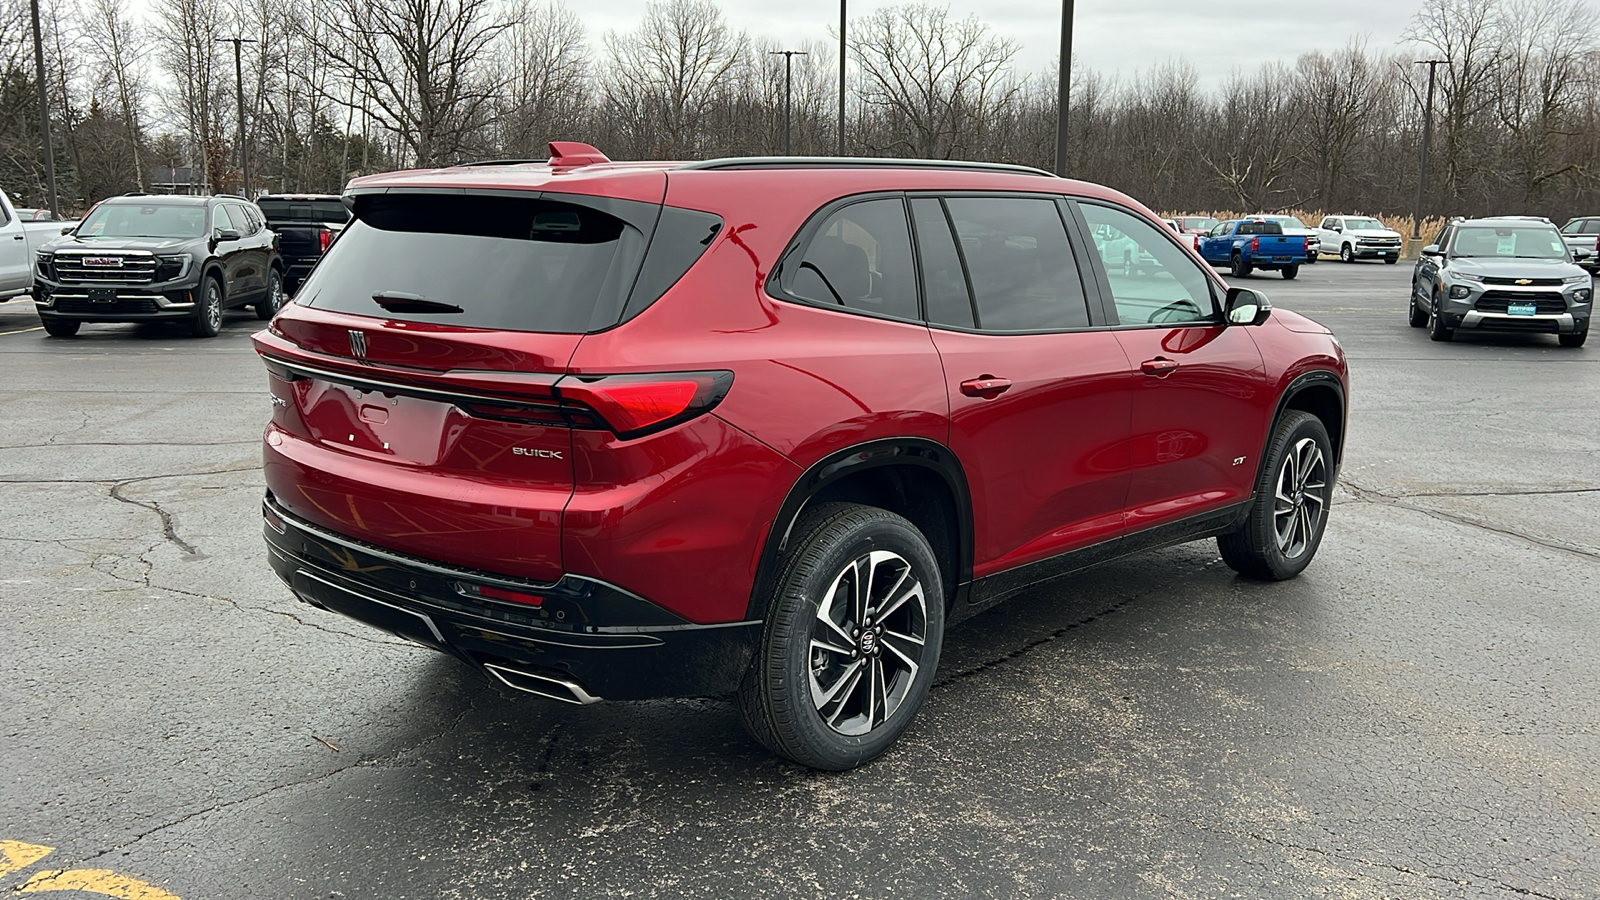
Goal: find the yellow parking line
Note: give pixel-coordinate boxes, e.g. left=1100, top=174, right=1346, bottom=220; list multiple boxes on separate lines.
left=16, top=868, right=180, bottom=899
left=0, top=840, right=54, bottom=877
left=0, top=326, right=43, bottom=336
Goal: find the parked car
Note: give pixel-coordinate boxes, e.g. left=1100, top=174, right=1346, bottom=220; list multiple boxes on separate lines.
left=1250, top=214, right=1320, bottom=264
left=32, top=193, right=284, bottom=338
left=1317, top=215, right=1403, bottom=263
left=1197, top=218, right=1307, bottom=278
left=1410, top=216, right=1590, bottom=347
left=13, top=207, right=66, bottom=222
left=255, top=143, right=1348, bottom=770
left=0, top=190, right=80, bottom=302
left=1558, top=217, right=1599, bottom=274
left=255, top=194, right=350, bottom=294
left=1172, top=215, right=1218, bottom=251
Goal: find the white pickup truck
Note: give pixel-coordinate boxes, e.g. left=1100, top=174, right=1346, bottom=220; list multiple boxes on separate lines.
left=0, top=189, right=78, bottom=301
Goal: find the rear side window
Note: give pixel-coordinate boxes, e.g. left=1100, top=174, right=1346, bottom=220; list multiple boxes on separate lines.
left=783, top=198, right=919, bottom=320
left=1581, top=220, right=1600, bottom=235
left=300, top=193, right=650, bottom=334
left=944, top=197, right=1089, bottom=331
left=910, top=198, right=973, bottom=329
left=257, top=199, right=350, bottom=224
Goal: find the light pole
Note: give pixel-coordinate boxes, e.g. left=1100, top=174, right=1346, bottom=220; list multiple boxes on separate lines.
left=838, top=0, right=847, bottom=156
left=771, top=50, right=808, bottom=155
left=28, top=0, right=57, bottom=216
left=219, top=37, right=258, bottom=197
left=1412, top=59, right=1446, bottom=242
left=1054, top=0, right=1075, bottom=177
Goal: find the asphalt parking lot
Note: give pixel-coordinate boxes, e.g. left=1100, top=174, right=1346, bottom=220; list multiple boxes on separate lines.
left=1, top=261, right=1596, bottom=899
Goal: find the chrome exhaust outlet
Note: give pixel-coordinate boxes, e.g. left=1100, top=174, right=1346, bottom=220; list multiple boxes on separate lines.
left=484, top=663, right=603, bottom=705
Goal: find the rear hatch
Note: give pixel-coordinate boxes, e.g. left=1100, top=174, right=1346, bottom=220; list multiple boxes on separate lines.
left=254, top=175, right=723, bottom=584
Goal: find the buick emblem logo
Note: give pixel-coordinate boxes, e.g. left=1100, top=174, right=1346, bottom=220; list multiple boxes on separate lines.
left=348, top=330, right=369, bottom=359
left=83, top=256, right=124, bottom=268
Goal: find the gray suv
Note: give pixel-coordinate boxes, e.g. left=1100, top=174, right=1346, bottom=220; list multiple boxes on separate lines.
left=1410, top=217, right=1592, bottom=347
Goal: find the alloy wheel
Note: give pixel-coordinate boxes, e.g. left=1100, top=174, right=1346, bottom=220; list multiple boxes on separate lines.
left=1273, top=436, right=1327, bottom=559
left=807, top=549, right=928, bottom=736
left=206, top=282, right=223, bottom=330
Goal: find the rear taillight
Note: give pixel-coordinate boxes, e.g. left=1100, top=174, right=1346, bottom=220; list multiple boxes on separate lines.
left=556, top=371, right=734, bottom=440
left=318, top=228, right=333, bottom=253
left=470, top=584, right=544, bottom=607
left=1251, top=236, right=1260, bottom=252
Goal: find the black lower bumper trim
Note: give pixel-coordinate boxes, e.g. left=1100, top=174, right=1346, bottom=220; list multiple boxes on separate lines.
left=263, top=497, right=760, bottom=700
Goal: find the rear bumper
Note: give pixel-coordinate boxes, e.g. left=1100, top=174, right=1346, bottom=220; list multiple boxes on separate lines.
left=262, top=496, right=760, bottom=701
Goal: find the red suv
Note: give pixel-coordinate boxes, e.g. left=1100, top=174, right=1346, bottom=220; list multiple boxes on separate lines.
left=256, top=143, right=1347, bottom=770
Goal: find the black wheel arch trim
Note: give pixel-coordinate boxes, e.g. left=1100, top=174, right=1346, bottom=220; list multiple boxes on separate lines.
left=744, top=436, right=975, bottom=620
left=1259, top=370, right=1346, bottom=480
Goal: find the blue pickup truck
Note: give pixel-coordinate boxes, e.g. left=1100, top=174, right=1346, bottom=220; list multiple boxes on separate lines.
left=1197, top=219, right=1307, bottom=279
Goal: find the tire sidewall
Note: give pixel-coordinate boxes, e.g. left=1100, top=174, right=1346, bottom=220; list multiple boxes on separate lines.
left=760, top=507, right=945, bottom=770
left=1252, top=412, right=1333, bottom=579
left=257, top=269, right=284, bottom=320
left=195, top=277, right=223, bottom=337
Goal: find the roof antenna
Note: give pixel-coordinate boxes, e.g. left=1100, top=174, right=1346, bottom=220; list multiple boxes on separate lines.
left=548, top=142, right=610, bottom=168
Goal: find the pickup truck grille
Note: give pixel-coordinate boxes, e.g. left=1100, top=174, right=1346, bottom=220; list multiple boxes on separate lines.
left=1475, top=292, right=1565, bottom=314
left=1356, top=237, right=1401, bottom=247
left=51, top=252, right=158, bottom=286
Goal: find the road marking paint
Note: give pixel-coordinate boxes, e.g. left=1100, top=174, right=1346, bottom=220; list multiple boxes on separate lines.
left=0, top=326, right=43, bottom=336
left=16, top=869, right=180, bottom=899
left=0, top=841, right=54, bottom=877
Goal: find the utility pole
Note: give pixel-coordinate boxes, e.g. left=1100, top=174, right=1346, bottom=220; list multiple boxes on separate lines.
left=1054, top=0, right=1075, bottom=177
left=219, top=37, right=258, bottom=197
left=28, top=0, right=57, bottom=217
left=771, top=50, right=808, bottom=155
left=838, top=0, right=847, bottom=156
left=1412, top=59, right=1446, bottom=242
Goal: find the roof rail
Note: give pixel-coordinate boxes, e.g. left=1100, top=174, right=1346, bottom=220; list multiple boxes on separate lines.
left=677, top=157, right=1057, bottom=177
left=459, top=159, right=550, bottom=167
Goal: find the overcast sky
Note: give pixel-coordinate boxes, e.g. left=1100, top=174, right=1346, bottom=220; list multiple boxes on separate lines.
left=582, top=0, right=1422, bottom=88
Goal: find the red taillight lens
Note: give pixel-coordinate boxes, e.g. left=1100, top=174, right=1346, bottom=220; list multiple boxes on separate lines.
left=475, top=584, right=544, bottom=607
left=556, top=371, right=734, bottom=439
left=1251, top=236, right=1260, bottom=252
left=318, top=228, right=333, bottom=253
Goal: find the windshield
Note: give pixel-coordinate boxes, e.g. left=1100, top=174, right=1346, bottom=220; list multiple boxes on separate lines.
left=1265, top=216, right=1307, bottom=229
left=1450, top=226, right=1569, bottom=260
left=257, top=199, right=349, bottom=224
left=76, top=203, right=207, bottom=239
left=1344, top=218, right=1386, bottom=230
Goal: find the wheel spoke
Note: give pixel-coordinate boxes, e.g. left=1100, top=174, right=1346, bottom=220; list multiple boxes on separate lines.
left=865, top=657, right=882, bottom=729
left=823, top=664, right=866, bottom=727
left=880, top=632, right=922, bottom=675
left=874, top=575, right=919, bottom=622
left=810, top=635, right=855, bottom=658
left=849, top=556, right=869, bottom=625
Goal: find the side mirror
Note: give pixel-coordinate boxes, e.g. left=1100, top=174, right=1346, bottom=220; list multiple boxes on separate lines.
left=1225, top=286, right=1272, bottom=326
left=1421, top=244, right=1441, bottom=256
left=1576, top=249, right=1592, bottom=261
left=59, top=225, right=74, bottom=235
left=1331, top=225, right=1342, bottom=233
left=215, top=228, right=242, bottom=242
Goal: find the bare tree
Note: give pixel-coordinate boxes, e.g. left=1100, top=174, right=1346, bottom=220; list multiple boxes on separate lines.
left=602, top=0, right=745, bottom=158
left=1291, top=41, right=1392, bottom=208
left=849, top=4, right=1020, bottom=159
left=495, top=0, right=588, bottom=157
left=152, top=0, right=228, bottom=190
left=79, top=0, right=147, bottom=189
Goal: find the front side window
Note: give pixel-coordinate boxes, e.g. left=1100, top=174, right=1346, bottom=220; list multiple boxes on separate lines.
left=943, top=197, right=1090, bottom=331
left=212, top=205, right=238, bottom=235
left=1081, top=203, right=1216, bottom=327
left=784, top=198, right=918, bottom=320
left=1449, top=225, right=1568, bottom=260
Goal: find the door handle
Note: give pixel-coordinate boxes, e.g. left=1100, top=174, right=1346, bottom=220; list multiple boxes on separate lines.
left=1140, top=357, right=1180, bottom=377
left=11, top=234, right=22, bottom=240
left=960, top=376, right=1012, bottom=398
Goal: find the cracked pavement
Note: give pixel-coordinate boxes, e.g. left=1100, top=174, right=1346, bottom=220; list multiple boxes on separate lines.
left=1, top=267, right=1597, bottom=899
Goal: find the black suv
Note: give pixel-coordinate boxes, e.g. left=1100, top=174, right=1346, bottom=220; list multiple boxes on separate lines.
left=33, top=194, right=285, bottom=337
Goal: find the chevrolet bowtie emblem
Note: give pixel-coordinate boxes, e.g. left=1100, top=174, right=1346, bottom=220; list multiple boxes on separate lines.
left=1515, top=279, right=1533, bottom=285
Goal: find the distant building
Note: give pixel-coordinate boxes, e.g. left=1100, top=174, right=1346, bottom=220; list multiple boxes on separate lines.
left=149, top=166, right=202, bottom=195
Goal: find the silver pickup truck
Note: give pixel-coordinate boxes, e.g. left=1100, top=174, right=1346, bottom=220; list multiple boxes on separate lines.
left=1559, top=217, right=1599, bottom=274
left=0, top=190, right=79, bottom=301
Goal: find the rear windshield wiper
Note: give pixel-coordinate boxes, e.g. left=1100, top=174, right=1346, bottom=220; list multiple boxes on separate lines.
left=371, top=291, right=463, bottom=314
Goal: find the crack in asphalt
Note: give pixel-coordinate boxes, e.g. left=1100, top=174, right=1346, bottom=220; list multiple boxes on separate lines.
left=1222, top=826, right=1574, bottom=899
left=68, top=698, right=481, bottom=870
left=1340, top=480, right=1600, bottom=561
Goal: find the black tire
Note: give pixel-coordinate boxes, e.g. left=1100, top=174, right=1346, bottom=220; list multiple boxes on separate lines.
left=42, top=318, right=79, bottom=337
left=1408, top=292, right=1428, bottom=327
left=1384, top=256, right=1399, bottom=264
left=192, top=276, right=223, bottom=338
left=1559, top=327, right=1587, bottom=348
left=1428, top=289, right=1454, bottom=342
left=737, top=502, right=945, bottom=771
left=1230, top=253, right=1252, bottom=278
left=255, top=268, right=285, bottom=320
left=1282, top=264, right=1299, bottom=280
left=1339, top=243, right=1354, bottom=263
left=1219, top=410, right=1333, bottom=581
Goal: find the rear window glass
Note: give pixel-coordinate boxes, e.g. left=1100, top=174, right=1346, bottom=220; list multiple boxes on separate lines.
left=1237, top=221, right=1284, bottom=235
left=299, top=193, right=650, bottom=333
left=259, top=199, right=349, bottom=224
